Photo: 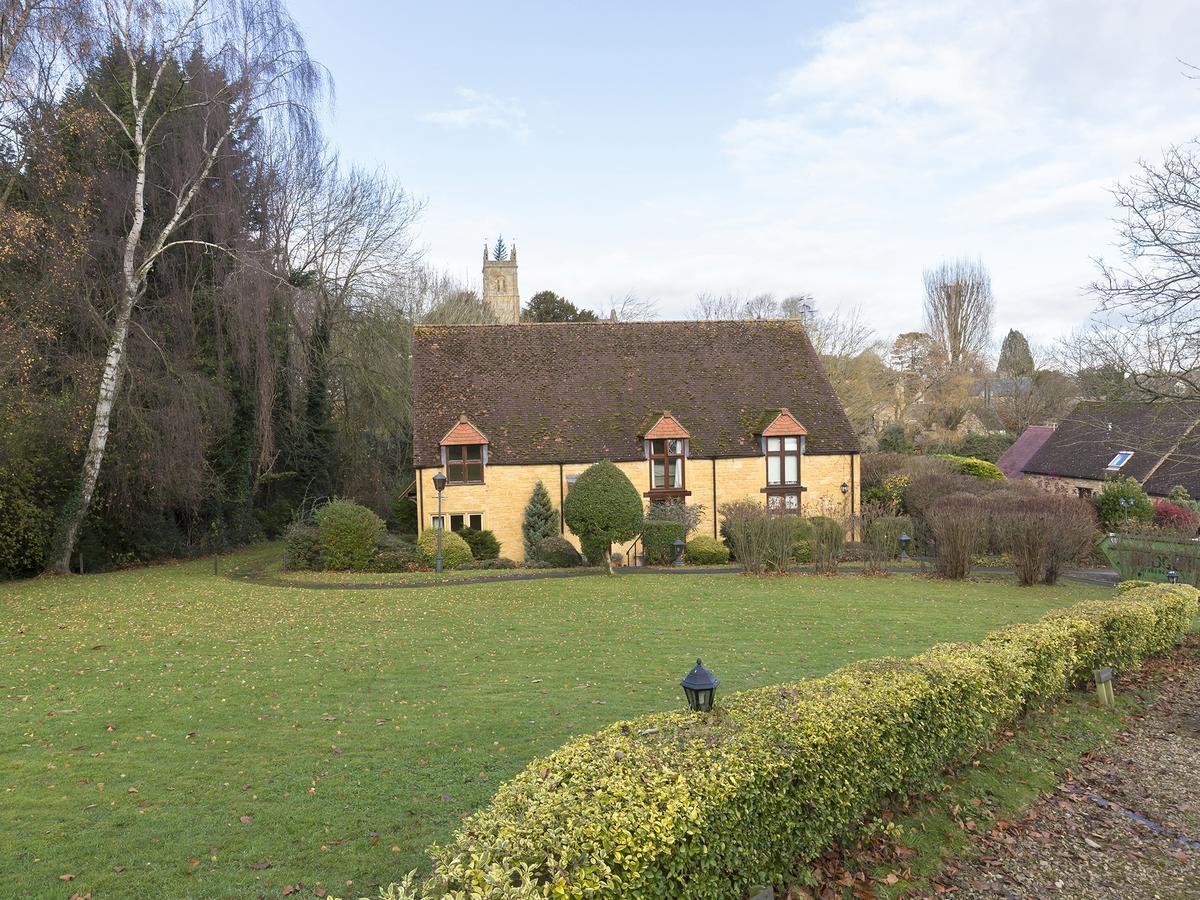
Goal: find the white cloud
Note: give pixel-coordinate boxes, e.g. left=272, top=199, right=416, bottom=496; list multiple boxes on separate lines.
left=717, top=0, right=1200, bottom=345
left=421, top=87, right=531, bottom=141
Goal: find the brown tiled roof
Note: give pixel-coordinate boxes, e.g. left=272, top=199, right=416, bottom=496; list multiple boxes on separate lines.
left=1022, top=400, right=1200, bottom=498
left=412, top=320, right=860, bottom=468
left=440, top=415, right=489, bottom=446
left=642, top=412, right=690, bottom=440
left=996, top=425, right=1055, bottom=479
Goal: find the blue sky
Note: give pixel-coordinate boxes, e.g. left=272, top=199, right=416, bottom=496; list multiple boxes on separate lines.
left=288, top=0, right=1200, bottom=347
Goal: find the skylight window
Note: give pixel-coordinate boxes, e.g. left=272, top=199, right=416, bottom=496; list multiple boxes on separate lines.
left=1106, top=451, right=1133, bottom=471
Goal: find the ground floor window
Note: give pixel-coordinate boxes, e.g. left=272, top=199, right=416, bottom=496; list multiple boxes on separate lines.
left=431, top=513, right=483, bottom=531
left=766, top=492, right=801, bottom=512
left=1077, top=487, right=1093, bottom=499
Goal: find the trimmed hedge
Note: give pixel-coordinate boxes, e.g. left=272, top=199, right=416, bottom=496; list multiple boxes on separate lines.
left=282, top=522, right=321, bottom=571
left=416, top=529, right=473, bottom=570
left=642, top=520, right=686, bottom=565
left=416, top=582, right=1198, bottom=899
left=684, top=535, right=730, bottom=565
left=933, top=454, right=1006, bottom=481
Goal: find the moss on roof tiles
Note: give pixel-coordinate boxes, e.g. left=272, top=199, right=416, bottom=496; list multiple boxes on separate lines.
left=412, top=320, right=859, bottom=467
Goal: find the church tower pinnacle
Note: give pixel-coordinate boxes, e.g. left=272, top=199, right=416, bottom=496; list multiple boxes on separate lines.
left=482, top=235, right=520, bottom=323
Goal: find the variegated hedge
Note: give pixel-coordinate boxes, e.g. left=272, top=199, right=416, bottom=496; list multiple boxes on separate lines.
left=384, top=582, right=1197, bottom=899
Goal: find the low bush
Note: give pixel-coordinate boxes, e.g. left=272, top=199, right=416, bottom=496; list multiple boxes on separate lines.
left=460, top=557, right=520, bottom=570
left=532, top=535, right=583, bottom=568
left=369, top=542, right=425, bottom=573
left=684, top=535, right=731, bottom=565
left=416, top=582, right=1198, bottom=899
left=1097, top=476, right=1153, bottom=530
left=792, top=538, right=812, bottom=564
left=458, top=527, right=501, bottom=560
left=809, top=515, right=845, bottom=574
left=1153, top=499, right=1198, bottom=534
left=416, top=529, right=473, bottom=570
left=282, top=522, right=321, bottom=571
left=927, top=432, right=1016, bottom=463
left=927, top=492, right=985, bottom=579
left=865, top=513, right=910, bottom=561
left=642, top=520, right=686, bottom=565
left=934, top=454, right=1006, bottom=481
left=313, top=499, right=385, bottom=570
left=719, top=501, right=798, bottom=574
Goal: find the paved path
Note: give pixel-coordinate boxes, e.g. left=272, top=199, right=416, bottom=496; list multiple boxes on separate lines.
left=931, top=639, right=1200, bottom=899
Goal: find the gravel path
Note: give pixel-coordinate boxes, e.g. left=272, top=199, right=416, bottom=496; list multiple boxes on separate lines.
left=931, top=639, right=1200, bottom=899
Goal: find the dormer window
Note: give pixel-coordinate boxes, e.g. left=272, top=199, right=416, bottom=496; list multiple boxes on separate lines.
left=757, top=408, right=808, bottom=512
left=439, top=414, right=489, bottom=485
left=641, top=411, right=691, bottom=498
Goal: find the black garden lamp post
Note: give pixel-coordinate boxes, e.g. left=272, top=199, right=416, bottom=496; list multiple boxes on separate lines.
left=432, top=471, right=448, bottom=573
left=1119, top=497, right=1130, bottom=527
left=899, top=532, right=911, bottom=560
left=681, top=658, right=719, bottom=712
left=1168, top=568, right=1180, bottom=584
left=673, top=537, right=686, bottom=567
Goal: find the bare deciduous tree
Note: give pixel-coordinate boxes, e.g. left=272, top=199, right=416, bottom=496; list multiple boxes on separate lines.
left=923, top=258, right=994, bottom=367
left=604, top=291, right=658, bottom=322
left=48, top=0, right=327, bottom=572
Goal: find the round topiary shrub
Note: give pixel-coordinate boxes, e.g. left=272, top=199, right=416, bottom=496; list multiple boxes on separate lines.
left=282, top=522, right=322, bottom=571
left=417, top=529, right=473, bottom=570
left=313, top=499, right=385, bottom=570
left=458, top=527, right=501, bottom=560
left=533, top=535, right=583, bottom=568
left=685, top=535, right=731, bottom=565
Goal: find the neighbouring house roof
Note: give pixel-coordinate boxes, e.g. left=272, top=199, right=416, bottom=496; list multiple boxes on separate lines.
left=996, top=425, right=1055, bottom=479
left=1022, top=400, right=1200, bottom=497
left=412, top=320, right=860, bottom=468
left=439, top=414, right=489, bottom=446
left=641, top=411, right=691, bottom=440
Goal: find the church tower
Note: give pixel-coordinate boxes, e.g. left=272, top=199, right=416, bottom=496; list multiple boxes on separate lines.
left=482, top=238, right=520, bottom=323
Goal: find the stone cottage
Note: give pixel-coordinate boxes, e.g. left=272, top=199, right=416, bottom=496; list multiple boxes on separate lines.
left=411, top=320, right=861, bottom=562
left=1022, top=400, right=1200, bottom=500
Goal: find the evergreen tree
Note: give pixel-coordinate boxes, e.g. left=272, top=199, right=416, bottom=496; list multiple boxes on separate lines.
left=522, top=480, right=558, bottom=559
left=492, top=235, right=508, bottom=261
left=997, top=329, right=1034, bottom=377
left=876, top=422, right=913, bottom=454
left=562, top=461, right=644, bottom=575
left=523, top=290, right=599, bottom=322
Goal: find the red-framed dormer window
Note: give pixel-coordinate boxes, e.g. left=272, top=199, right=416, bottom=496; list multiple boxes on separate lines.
left=642, top=411, right=691, bottom=499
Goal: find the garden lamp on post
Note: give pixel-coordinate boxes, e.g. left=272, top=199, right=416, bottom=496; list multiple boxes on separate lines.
left=1119, top=496, right=1129, bottom=527
left=673, top=537, right=686, bottom=567
left=681, top=658, right=719, bottom=712
left=432, top=471, right=448, bottom=573
left=1168, top=568, right=1180, bottom=584
left=899, top=532, right=911, bottom=560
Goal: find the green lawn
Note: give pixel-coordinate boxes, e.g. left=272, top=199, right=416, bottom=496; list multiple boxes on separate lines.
left=0, top=546, right=1112, bottom=899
